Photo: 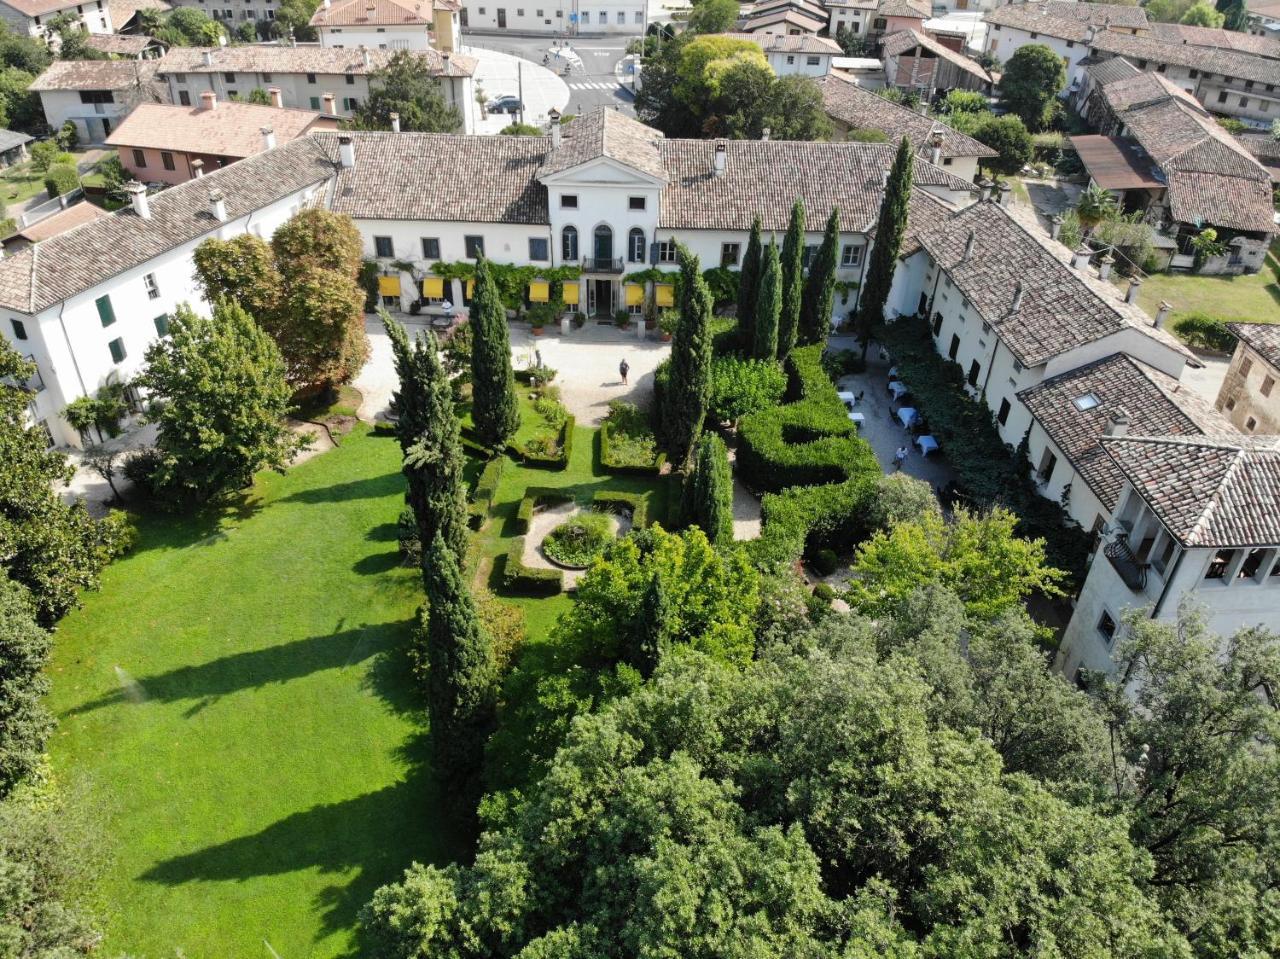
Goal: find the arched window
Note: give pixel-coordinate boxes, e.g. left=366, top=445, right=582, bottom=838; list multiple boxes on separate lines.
left=628, top=227, right=645, bottom=263
left=593, top=224, right=613, bottom=262
left=562, top=225, right=578, bottom=262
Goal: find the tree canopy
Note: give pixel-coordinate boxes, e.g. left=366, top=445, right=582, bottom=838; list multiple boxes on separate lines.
left=352, top=49, right=462, bottom=133
left=997, top=43, right=1065, bottom=130
left=974, top=113, right=1033, bottom=176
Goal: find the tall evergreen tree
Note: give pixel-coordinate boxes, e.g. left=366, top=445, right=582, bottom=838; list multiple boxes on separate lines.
left=469, top=256, right=520, bottom=450
left=661, top=245, right=714, bottom=468
left=736, top=216, right=763, bottom=353
left=753, top=242, right=781, bottom=361
left=385, top=315, right=468, bottom=566
left=799, top=207, right=840, bottom=348
left=855, top=137, right=914, bottom=358
left=628, top=573, right=669, bottom=678
left=778, top=198, right=805, bottom=359
left=685, top=432, right=734, bottom=546
left=421, top=532, right=496, bottom=806
left=0, top=576, right=52, bottom=797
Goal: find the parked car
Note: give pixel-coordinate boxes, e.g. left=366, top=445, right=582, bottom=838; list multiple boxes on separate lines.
left=486, top=95, right=523, bottom=114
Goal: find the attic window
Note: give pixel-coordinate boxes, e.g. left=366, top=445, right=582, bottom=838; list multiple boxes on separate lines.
left=1072, top=393, right=1101, bottom=412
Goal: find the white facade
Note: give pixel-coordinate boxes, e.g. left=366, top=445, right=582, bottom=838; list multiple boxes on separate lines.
left=167, top=0, right=280, bottom=32
left=767, top=49, right=833, bottom=76
left=37, top=89, right=136, bottom=145
left=318, top=22, right=431, bottom=48
left=459, top=0, right=649, bottom=34
left=0, top=0, right=111, bottom=37
left=986, top=23, right=1092, bottom=87
left=827, top=0, right=876, bottom=37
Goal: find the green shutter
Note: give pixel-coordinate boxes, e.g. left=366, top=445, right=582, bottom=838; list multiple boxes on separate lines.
left=96, top=294, right=115, bottom=327
left=153, top=314, right=169, bottom=336
left=309, top=96, right=320, bottom=109
left=108, top=338, right=125, bottom=364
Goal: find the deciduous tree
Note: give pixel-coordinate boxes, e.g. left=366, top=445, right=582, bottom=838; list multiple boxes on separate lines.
left=997, top=43, right=1065, bottom=130
left=778, top=198, right=804, bottom=359
left=661, top=245, right=713, bottom=467
left=855, top=137, right=912, bottom=356
left=352, top=49, right=462, bottom=133
left=974, top=113, right=1033, bottom=176
left=468, top=256, right=520, bottom=450
left=753, top=241, right=781, bottom=360
left=685, top=432, right=733, bottom=546
left=0, top=577, right=51, bottom=797
left=685, top=0, right=738, bottom=33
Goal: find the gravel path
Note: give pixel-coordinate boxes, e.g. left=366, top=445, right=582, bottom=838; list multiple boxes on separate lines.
left=522, top=501, right=632, bottom=589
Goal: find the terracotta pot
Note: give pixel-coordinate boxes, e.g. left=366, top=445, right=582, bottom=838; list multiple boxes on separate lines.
left=531, top=325, right=545, bottom=336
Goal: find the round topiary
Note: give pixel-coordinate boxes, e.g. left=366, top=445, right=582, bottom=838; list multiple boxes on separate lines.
left=542, top=512, right=614, bottom=569
left=811, top=548, right=839, bottom=576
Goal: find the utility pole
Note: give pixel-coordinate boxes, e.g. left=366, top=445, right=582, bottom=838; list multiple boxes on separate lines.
left=517, top=59, right=524, bottom=126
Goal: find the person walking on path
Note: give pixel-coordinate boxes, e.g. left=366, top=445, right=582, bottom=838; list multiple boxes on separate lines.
left=619, top=358, right=630, bottom=386
left=893, top=445, right=908, bottom=471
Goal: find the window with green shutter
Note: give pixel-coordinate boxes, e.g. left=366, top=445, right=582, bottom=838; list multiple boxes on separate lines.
left=96, top=294, right=116, bottom=327
left=108, top=337, right=125, bottom=364
left=153, top=314, right=169, bottom=336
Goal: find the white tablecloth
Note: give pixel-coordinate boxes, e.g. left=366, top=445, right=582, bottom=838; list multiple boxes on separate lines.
left=916, top=434, right=938, bottom=456
left=897, top=406, right=918, bottom=429
left=889, top=381, right=909, bottom=400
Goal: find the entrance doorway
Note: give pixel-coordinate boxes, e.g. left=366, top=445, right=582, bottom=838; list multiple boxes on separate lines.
left=497, top=8, right=506, bottom=27
left=589, top=279, right=614, bottom=317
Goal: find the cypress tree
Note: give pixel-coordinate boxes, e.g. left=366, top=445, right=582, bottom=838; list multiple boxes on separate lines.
left=628, top=572, right=668, bottom=678
left=661, top=245, right=714, bottom=468
left=469, top=255, right=520, bottom=450
left=685, top=432, right=733, bottom=547
left=753, top=241, right=781, bottom=361
left=778, top=198, right=805, bottom=360
left=800, top=207, right=841, bottom=348
left=386, top=315, right=469, bottom=566
left=855, top=136, right=914, bottom=358
left=421, top=531, right=495, bottom=805
left=736, top=216, right=763, bottom=353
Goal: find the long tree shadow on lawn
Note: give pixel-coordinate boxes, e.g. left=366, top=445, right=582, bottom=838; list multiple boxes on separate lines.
left=60, top=618, right=417, bottom=719
left=277, top=470, right=406, bottom=506
left=138, top=732, right=467, bottom=952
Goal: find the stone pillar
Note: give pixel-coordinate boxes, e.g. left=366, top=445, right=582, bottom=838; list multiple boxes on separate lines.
left=560, top=316, right=571, bottom=335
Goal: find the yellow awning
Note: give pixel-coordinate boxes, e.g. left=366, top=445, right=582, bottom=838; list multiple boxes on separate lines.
left=529, top=280, right=550, bottom=303
left=378, top=275, right=401, bottom=296
left=562, top=283, right=579, bottom=305
left=466, top=279, right=475, bottom=297
left=422, top=277, right=444, bottom=298
left=655, top=283, right=674, bottom=307
left=624, top=283, right=644, bottom=307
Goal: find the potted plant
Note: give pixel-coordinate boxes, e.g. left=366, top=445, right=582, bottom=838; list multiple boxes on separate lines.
left=528, top=301, right=558, bottom=336
left=572, top=311, right=586, bottom=329
left=614, top=309, right=631, bottom=329
left=657, top=308, right=678, bottom=342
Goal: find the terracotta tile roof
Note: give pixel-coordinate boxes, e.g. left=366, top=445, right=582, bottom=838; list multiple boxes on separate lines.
left=1101, top=435, right=1280, bottom=547
left=0, top=128, right=31, bottom=153
left=743, top=0, right=828, bottom=21
left=539, top=109, right=665, bottom=181
left=816, top=72, right=996, bottom=158
left=1090, top=31, right=1280, bottom=86
left=0, top=137, right=335, bottom=314
left=10, top=202, right=108, bottom=244
left=880, top=29, right=997, bottom=84
left=984, top=1, right=1149, bottom=40
left=28, top=58, right=159, bottom=92
left=1227, top=321, right=1280, bottom=370
left=310, top=0, right=432, bottom=27
left=742, top=9, right=826, bottom=32
left=657, top=136, right=972, bottom=233
left=156, top=44, right=476, bottom=78
left=322, top=130, right=549, bottom=223
left=875, top=0, right=929, bottom=18
left=0, top=0, right=88, bottom=16
left=918, top=199, right=1193, bottom=368
left=1018, top=353, right=1230, bottom=509
left=84, top=33, right=159, bottom=56
left=1148, top=22, right=1280, bottom=59
left=1086, top=55, right=1141, bottom=88
left=715, top=31, right=841, bottom=54
left=106, top=0, right=169, bottom=28
left=105, top=101, right=327, bottom=158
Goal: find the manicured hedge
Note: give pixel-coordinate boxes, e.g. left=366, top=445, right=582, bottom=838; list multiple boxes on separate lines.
left=468, top=455, right=505, bottom=529
left=503, top=536, right=563, bottom=595
left=751, top=475, right=877, bottom=568
left=592, top=489, right=651, bottom=529
left=515, top=487, right=574, bottom=534
left=44, top=163, right=79, bottom=198
left=599, top=420, right=667, bottom=475
left=509, top=416, right=575, bottom=470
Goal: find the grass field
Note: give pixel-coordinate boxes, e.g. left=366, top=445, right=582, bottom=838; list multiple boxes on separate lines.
left=1128, top=247, right=1280, bottom=329
left=45, top=425, right=453, bottom=958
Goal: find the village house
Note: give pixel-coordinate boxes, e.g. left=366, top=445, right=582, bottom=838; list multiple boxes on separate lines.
left=84, top=32, right=166, bottom=58
left=740, top=7, right=827, bottom=37
left=825, top=0, right=877, bottom=39
left=310, top=0, right=454, bottom=50
left=880, top=28, right=998, bottom=96
left=28, top=58, right=163, bottom=144
left=1217, top=322, right=1280, bottom=435
left=455, top=0, right=650, bottom=33
left=815, top=70, right=995, bottom=181
left=715, top=31, right=841, bottom=76
left=1072, top=61, right=1276, bottom=274
left=0, top=128, right=31, bottom=168
left=0, top=0, right=112, bottom=38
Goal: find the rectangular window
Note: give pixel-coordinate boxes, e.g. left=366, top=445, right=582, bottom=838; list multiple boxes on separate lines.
left=178, top=90, right=191, bottom=106
left=307, top=72, right=317, bottom=83
left=656, top=240, right=678, bottom=263
left=997, top=397, right=1010, bottom=425
left=95, top=294, right=116, bottom=327
left=108, top=337, right=126, bottom=364
left=1262, top=375, right=1275, bottom=397
left=529, top=237, right=549, bottom=261
left=143, top=272, right=160, bottom=300
left=806, top=55, right=820, bottom=66
left=343, top=97, right=358, bottom=111
left=1241, top=357, right=1253, bottom=377
left=840, top=244, right=861, bottom=267
left=1037, top=449, right=1057, bottom=484
left=634, top=10, right=642, bottom=22
left=1240, top=96, right=1249, bottom=107
left=174, top=72, right=186, bottom=82
left=628, top=196, right=645, bottom=211
left=1239, top=548, right=1268, bottom=580
left=561, top=193, right=578, bottom=208
left=1097, top=610, right=1117, bottom=645
left=130, top=147, right=147, bottom=168
left=374, top=235, right=394, bottom=257
left=11, top=319, right=26, bottom=340
left=464, top=235, right=485, bottom=258
left=309, top=96, right=320, bottom=109
left=932, top=312, right=942, bottom=335
left=78, top=90, right=113, bottom=104
left=580, top=10, right=588, bottom=21
left=161, top=151, right=175, bottom=171
left=786, top=55, right=795, bottom=65
left=1218, top=90, right=1229, bottom=103
left=803, top=244, right=819, bottom=268
left=345, top=73, right=355, bottom=85
left=421, top=237, right=441, bottom=259
left=720, top=242, right=740, bottom=267
left=223, top=71, right=236, bottom=82
left=1206, top=548, right=1236, bottom=580
left=948, top=334, right=959, bottom=360
left=616, top=9, right=623, bottom=22
left=153, top=313, right=170, bottom=336
left=261, top=72, right=272, bottom=82
left=967, top=359, right=980, bottom=386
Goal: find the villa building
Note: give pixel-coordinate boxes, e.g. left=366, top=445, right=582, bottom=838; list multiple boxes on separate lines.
left=1217, top=322, right=1280, bottom=435
left=28, top=58, right=163, bottom=144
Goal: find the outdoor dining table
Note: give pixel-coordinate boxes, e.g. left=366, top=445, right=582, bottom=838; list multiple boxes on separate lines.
left=849, top=411, right=866, bottom=427
left=889, top=381, right=910, bottom=401
left=897, top=406, right=918, bottom=429
left=916, top=434, right=939, bottom=457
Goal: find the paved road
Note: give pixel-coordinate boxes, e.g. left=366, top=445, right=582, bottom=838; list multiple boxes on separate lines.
left=462, top=32, right=637, bottom=118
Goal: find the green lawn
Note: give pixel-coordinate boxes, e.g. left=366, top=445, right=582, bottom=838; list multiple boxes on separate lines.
left=1126, top=249, right=1280, bottom=328
left=45, top=425, right=455, bottom=958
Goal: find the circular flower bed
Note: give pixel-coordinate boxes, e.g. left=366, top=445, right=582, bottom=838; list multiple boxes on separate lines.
left=541, top=512, right=614, bottom=569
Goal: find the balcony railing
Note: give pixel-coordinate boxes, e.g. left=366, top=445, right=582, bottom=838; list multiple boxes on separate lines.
left=1104, top=534, right=1148, bottom=591
left=581, top=256, right=623, bottom=274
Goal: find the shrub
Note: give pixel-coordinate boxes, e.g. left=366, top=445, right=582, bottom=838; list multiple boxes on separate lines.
left=600, top=402, right=665, bottom=474
left=592, top=489, right=651, bottom=529
left=812, top=582, right=836, bottom=602
left=43, top=163, right=79, bottom=198
left=811, top=548, right=838, bottom=576
left=515, top=487, right=574, bottom=534
left=542, top=512, right=614, bottom=568
left=512, top=413, right=575, bottom=469
left=1173, top=313, right=1238, bottom=353
left=867, top=473, right=941, bottom=531
left=821, top=348, right=865, bottom=379
left=847, top=127, right=889, bottom=142
left=752, top=475, right=877, bottom=567
left=503, top=537, right=563, bottom=594
left=476, top=588, right=526, bottom=675
left=707, top=356, right=787, bottom=424
left=701, top=266, right=739, bottom=308
left=468, top=455, right=505, bottom=529
left=121, top=446, right=165, bottom=499
left=397, top=505, right=421, bottom=564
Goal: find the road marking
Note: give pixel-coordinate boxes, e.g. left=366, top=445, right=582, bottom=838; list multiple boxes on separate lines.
left=568, top=81, right=617, bottom=90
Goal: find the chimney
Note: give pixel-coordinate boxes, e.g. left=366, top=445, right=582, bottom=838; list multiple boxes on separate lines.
left=1125, top=276, right=1142, bottom=304
left=978, top=177, right=993, bottom=202
left=963, top=228, right=976, bottom=261
left=201, top=49, right=213, bottom=66
left=191, top=158, right=204, bottom=178
left=930, top=143, right=941, bottom=166
left=200, top=90, right=217, bottom=111
left=322, top=92, right=336, bottom=114
left=1097, top=251, right=1114, bottom=281
left=261, top=126, right=276, bottom=151
left=1050, top=213, right=1063, bottom=240
left=1071, top=244, right=1093, bottom=271
left=1010, top=280, right=1024, bottom=313
left=548, top=107, right=561, bottom=148
left=361, top=44, right=371, bottom=68
left=124, top=180, right=150, bottom=220
left=268, top=86, right=283, bottom=108
left=390, top=111, right=400, bottom=133
left=997, top=181, right=1012, bottom=206
left=761, top=127, right=770, bottom=141
left=209, top=189, right=227, bottom=223
left=1154, top=300, right=1172, bottom=329
left=918, top=101, right=928, bottom=116
left=713, top=140, right=727, bottom=177
left=339, top=135, right=355, bottom=169
left=1085, top=24, right=1097, bottom=46
left=1104, top=408, right=1129, bottom=437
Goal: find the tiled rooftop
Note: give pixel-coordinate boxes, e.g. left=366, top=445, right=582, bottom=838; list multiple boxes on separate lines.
left=1090, top=30, right=1280, bottom=85
left=1148, top=21, right=1280, bottom=58
left=1227, top=322, right=1280, bottom=370
left=880, top=29, right=997, bottom=83
left=310, top=0, right=432, bottom=27
left=105, top=101, right=327, bottom=158
left=29, top=59, right=159, bottom=92
left=84, top=33, right=158, bottom=56
left=715, top=31, right=841, bottom=54
left=156, top=44, right=476, bottom=78
left=538, top=109, right=666, bottom=181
